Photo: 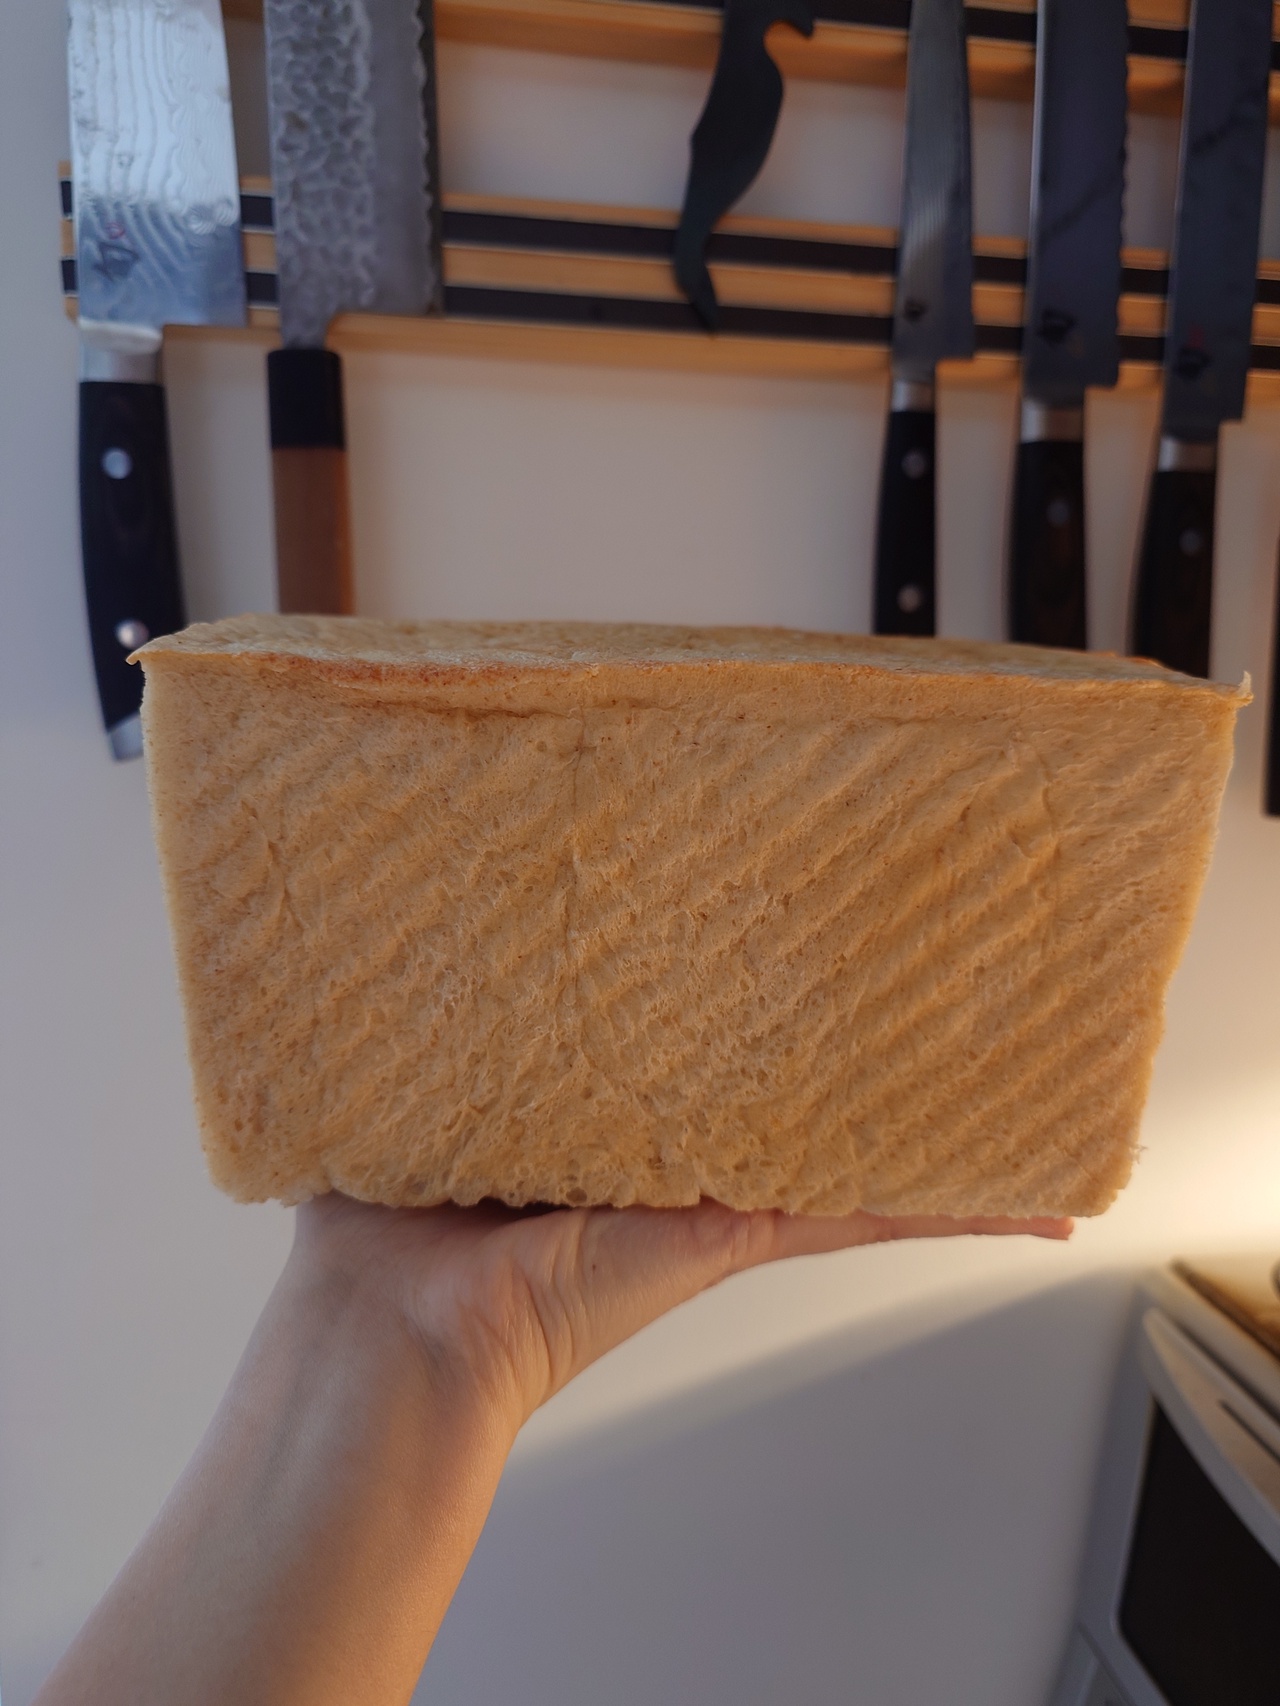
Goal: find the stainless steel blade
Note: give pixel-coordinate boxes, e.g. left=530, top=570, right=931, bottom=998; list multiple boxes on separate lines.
left=1161, top=0, right=1273, bottom=442
left=1021, top=0, right=1127, bottom=408
left=264, top=0, right=441, bottom=349
left=890, top=0, right=974, bottom=383
left=68, top=0, right=245, bottom=341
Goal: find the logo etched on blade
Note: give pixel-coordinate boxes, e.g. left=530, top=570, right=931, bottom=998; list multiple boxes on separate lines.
left=1174, top=334, right=1212, bottom=383
left=94, top=239, right=141, bottom=284
left=1037, top=306, right=1076, bottom=347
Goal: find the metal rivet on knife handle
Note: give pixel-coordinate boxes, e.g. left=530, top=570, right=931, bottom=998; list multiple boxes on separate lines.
left=673, top=0, right=814, bottom=329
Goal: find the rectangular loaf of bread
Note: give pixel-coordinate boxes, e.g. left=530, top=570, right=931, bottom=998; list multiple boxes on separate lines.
left=137, top=616, right=1245, bottom=1218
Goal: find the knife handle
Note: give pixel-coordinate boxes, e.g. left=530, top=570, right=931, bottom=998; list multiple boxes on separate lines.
left=268, top=348, right=354, bottom=615
left=1131, top=445, right=1217, bottom=678
left=78, top=374, right=185, bottom=760
left=873, top=402, right=936, bottom=636
left=1009, top=434, right=1087, bottom=650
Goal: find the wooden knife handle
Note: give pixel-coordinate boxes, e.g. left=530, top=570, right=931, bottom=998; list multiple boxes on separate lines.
left=267, top=348, right=354, bottom=615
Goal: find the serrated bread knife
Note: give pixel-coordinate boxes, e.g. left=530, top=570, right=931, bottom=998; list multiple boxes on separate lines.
left=872, top=0, right=974, bottom=638
left=1009, top=0, right=1127, bottom=651
left=1130, top=0, right=1273, bottom=679
left=263, top=0, right=443, bottom=615
left=68, top=0, right=246, bottom=759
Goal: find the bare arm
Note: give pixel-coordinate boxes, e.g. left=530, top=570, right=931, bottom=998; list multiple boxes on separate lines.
left=36, top=1198, right=1070, bottom=1706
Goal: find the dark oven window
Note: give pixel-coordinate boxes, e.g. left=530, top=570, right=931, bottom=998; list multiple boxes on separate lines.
left=1119, top=1404, right=1280, bottom=1706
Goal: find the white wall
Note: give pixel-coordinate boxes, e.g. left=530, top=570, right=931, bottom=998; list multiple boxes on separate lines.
left=3, top=9, right=1280, bottom=1704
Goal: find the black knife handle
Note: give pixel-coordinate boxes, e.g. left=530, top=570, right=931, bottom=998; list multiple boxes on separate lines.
left=79, top=379, right=185, bottom=757
left=268, top=347, right=353, bottom=615
left=1009, top=437, right=1087, bottom=650
left=1131, top=464, right=1217, bottom=678
left=873, top=407, right=936, bottom=636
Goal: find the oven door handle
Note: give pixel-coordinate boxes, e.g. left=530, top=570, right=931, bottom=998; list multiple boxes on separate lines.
left=1138, top=1309, right=1280, bottom=1565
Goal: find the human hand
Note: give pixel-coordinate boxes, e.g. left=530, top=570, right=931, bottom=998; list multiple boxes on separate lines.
left=37, top=1195, right=1070, bottom=1706
left=295, top=1195, right=1072, bottom=1434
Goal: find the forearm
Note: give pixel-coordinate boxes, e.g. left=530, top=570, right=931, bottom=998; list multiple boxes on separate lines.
left=36, top=1248, right=517, bottom=1706
left=36, top=1194, right=1068, bottom=1704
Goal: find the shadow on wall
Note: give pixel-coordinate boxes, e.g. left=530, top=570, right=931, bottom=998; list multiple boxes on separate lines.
left=418, top=1269, right=1139, bottom=1706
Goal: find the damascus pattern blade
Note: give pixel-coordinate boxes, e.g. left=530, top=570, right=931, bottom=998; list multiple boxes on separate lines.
left=68, top=0, right=245, bottom=334
left=264, top=0, right=440, bottom=348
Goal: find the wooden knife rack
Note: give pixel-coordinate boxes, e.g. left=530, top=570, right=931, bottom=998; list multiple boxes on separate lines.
left=58, top=171, right=1280, bottom=399
left=58, top=1, right=1280, bottom=390
left=220, top=0, right=1280, bottom=118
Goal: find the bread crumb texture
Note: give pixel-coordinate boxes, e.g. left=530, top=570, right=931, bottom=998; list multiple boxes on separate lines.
left=138, top=616, right=1246, bottom=1217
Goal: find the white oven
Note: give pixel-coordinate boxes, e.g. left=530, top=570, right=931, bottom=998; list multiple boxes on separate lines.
left=1049, top=1257, right=1280, bottom=1706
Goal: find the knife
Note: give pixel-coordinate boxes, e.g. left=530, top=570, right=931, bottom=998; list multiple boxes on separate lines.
left=872, top=0, right=974, bottom=638
left=263, top=0, right=443, bottom=615
left=1009, top=0, right=1127, bottom=651
left=673, top=0, right=814, bottom=328
left=68, top=0, right=245, bottom=759
left=1130, top=0, right=1273, bottom=679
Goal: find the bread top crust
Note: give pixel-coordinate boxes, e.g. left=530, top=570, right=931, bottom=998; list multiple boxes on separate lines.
left=138, top=615, right=1247, bottom=692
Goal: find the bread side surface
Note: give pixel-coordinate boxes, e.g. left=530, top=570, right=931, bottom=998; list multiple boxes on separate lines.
left=140, top=619, right=1245, bottom=1217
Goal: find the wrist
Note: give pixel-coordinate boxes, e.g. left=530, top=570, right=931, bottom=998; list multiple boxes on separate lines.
left=278, top=1220, right=527, bottom=1454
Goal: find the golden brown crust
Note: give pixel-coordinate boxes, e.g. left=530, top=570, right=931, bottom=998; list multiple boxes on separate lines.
left=137, top=612, right=1248, bottom=688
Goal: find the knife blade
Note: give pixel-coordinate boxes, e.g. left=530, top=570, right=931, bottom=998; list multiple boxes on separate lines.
left=1130, top=0, right=1273, bottom=679
left=68, top=0, right=245, bottom=759
left=1009, top=0, right=1127, bottom=651
left=872, top=0, right=974, bottom=638
left=672, top=0, right=814, bottom=329
left=263, top=0, right=443, bottom=615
